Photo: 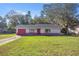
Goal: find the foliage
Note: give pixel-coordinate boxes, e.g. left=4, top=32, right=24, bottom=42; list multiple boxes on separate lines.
left=0, top=16, right=7, bottom=31
left=32, top=13, right=50, bottom=24
left=5, top=10, right=30, bottom=32
left=32, top=18, right=50, bottom=24
left=61, top=28, right=68, bottom=34
left=43, top=3, right=79, bottom=28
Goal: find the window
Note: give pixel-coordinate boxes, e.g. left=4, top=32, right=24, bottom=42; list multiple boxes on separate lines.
left=29, top=29, right=35, bottom=33
left=45, top=29, right=51, bottom=33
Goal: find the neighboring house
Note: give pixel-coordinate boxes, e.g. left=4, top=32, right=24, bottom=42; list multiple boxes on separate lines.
left=68, top=25, right=79, bottom=35
left=0, top=28, right=7, bottom=33
left=16, top=24, right=62, bottom=36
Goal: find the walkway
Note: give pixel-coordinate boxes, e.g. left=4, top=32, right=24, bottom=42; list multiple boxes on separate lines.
left=0, top=35, right=21, bottom=45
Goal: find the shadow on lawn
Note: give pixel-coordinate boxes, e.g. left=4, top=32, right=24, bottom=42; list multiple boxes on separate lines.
left=18, top=34, right=79, bottom=37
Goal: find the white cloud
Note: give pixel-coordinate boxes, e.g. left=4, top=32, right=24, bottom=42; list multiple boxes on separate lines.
left=15, top=10, right=27, bottom=15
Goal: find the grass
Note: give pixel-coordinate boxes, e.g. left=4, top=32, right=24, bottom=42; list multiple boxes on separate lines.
left=0, top=34, right=16, bottom=40
left=0, top=36, right=79, bottom=56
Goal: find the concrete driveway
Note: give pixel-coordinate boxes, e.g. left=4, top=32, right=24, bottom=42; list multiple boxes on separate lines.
left=0, top=35, right=21, bottom=45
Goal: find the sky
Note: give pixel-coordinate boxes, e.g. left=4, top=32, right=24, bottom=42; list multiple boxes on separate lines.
left=0, top=3, right=44, bottom=18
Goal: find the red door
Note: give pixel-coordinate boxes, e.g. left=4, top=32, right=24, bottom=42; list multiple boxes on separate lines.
left=17, top=29, right=26, bottom=35
left=37, top=29, right=40, bottom=34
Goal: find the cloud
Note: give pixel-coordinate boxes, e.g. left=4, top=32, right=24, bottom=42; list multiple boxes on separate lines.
left=15, top=10, right=27, bottom=15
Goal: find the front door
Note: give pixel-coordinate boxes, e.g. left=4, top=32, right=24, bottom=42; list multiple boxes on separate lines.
left=37, top=29, right=40, bottom=34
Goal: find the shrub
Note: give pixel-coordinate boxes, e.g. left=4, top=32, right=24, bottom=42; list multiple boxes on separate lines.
left=61, top=28, right=68, bottom=35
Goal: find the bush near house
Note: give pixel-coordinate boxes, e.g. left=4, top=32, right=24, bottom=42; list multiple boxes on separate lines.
left=61, top=28, right=68, bottom=35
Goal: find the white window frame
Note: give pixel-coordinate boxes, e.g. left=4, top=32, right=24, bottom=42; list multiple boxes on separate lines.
left=45, top=29, right=51, bottom=33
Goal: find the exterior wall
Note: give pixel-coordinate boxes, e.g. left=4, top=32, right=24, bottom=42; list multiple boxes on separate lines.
left=25, top=28, right=38, bottom=33
left=41, top=28, right=45, bottom=33
left=51, top=28, right=60, bottom=33
left=39, top=28, right=60, bottom=33
left=25, top=28, right=29, bottom=33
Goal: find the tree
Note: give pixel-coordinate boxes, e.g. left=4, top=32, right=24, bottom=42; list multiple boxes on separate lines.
left=43, top=3, right=79, bottom=28
left=32, top=15, right=50, bottom=24
left=40, top=10, right=45, bottom=18
left=0, top=16, right=7, bottom=33
left=5, top=10, right=27, bottom=32
left=24, top=11, right=32, bottom=24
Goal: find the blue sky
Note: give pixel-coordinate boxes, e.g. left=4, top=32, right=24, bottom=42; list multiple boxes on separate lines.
left=0, top=3, right=44, bottom=18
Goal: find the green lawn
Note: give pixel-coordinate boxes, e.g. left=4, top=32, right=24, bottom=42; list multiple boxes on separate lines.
left=0, top=36, right=79, bottom=56
left=0, top=34, right=16, bottom=40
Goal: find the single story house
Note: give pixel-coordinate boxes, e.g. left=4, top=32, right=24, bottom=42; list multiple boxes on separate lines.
left=68, top=25, right=79, bottom=35
left=16, top=24, right=62, bottom=36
